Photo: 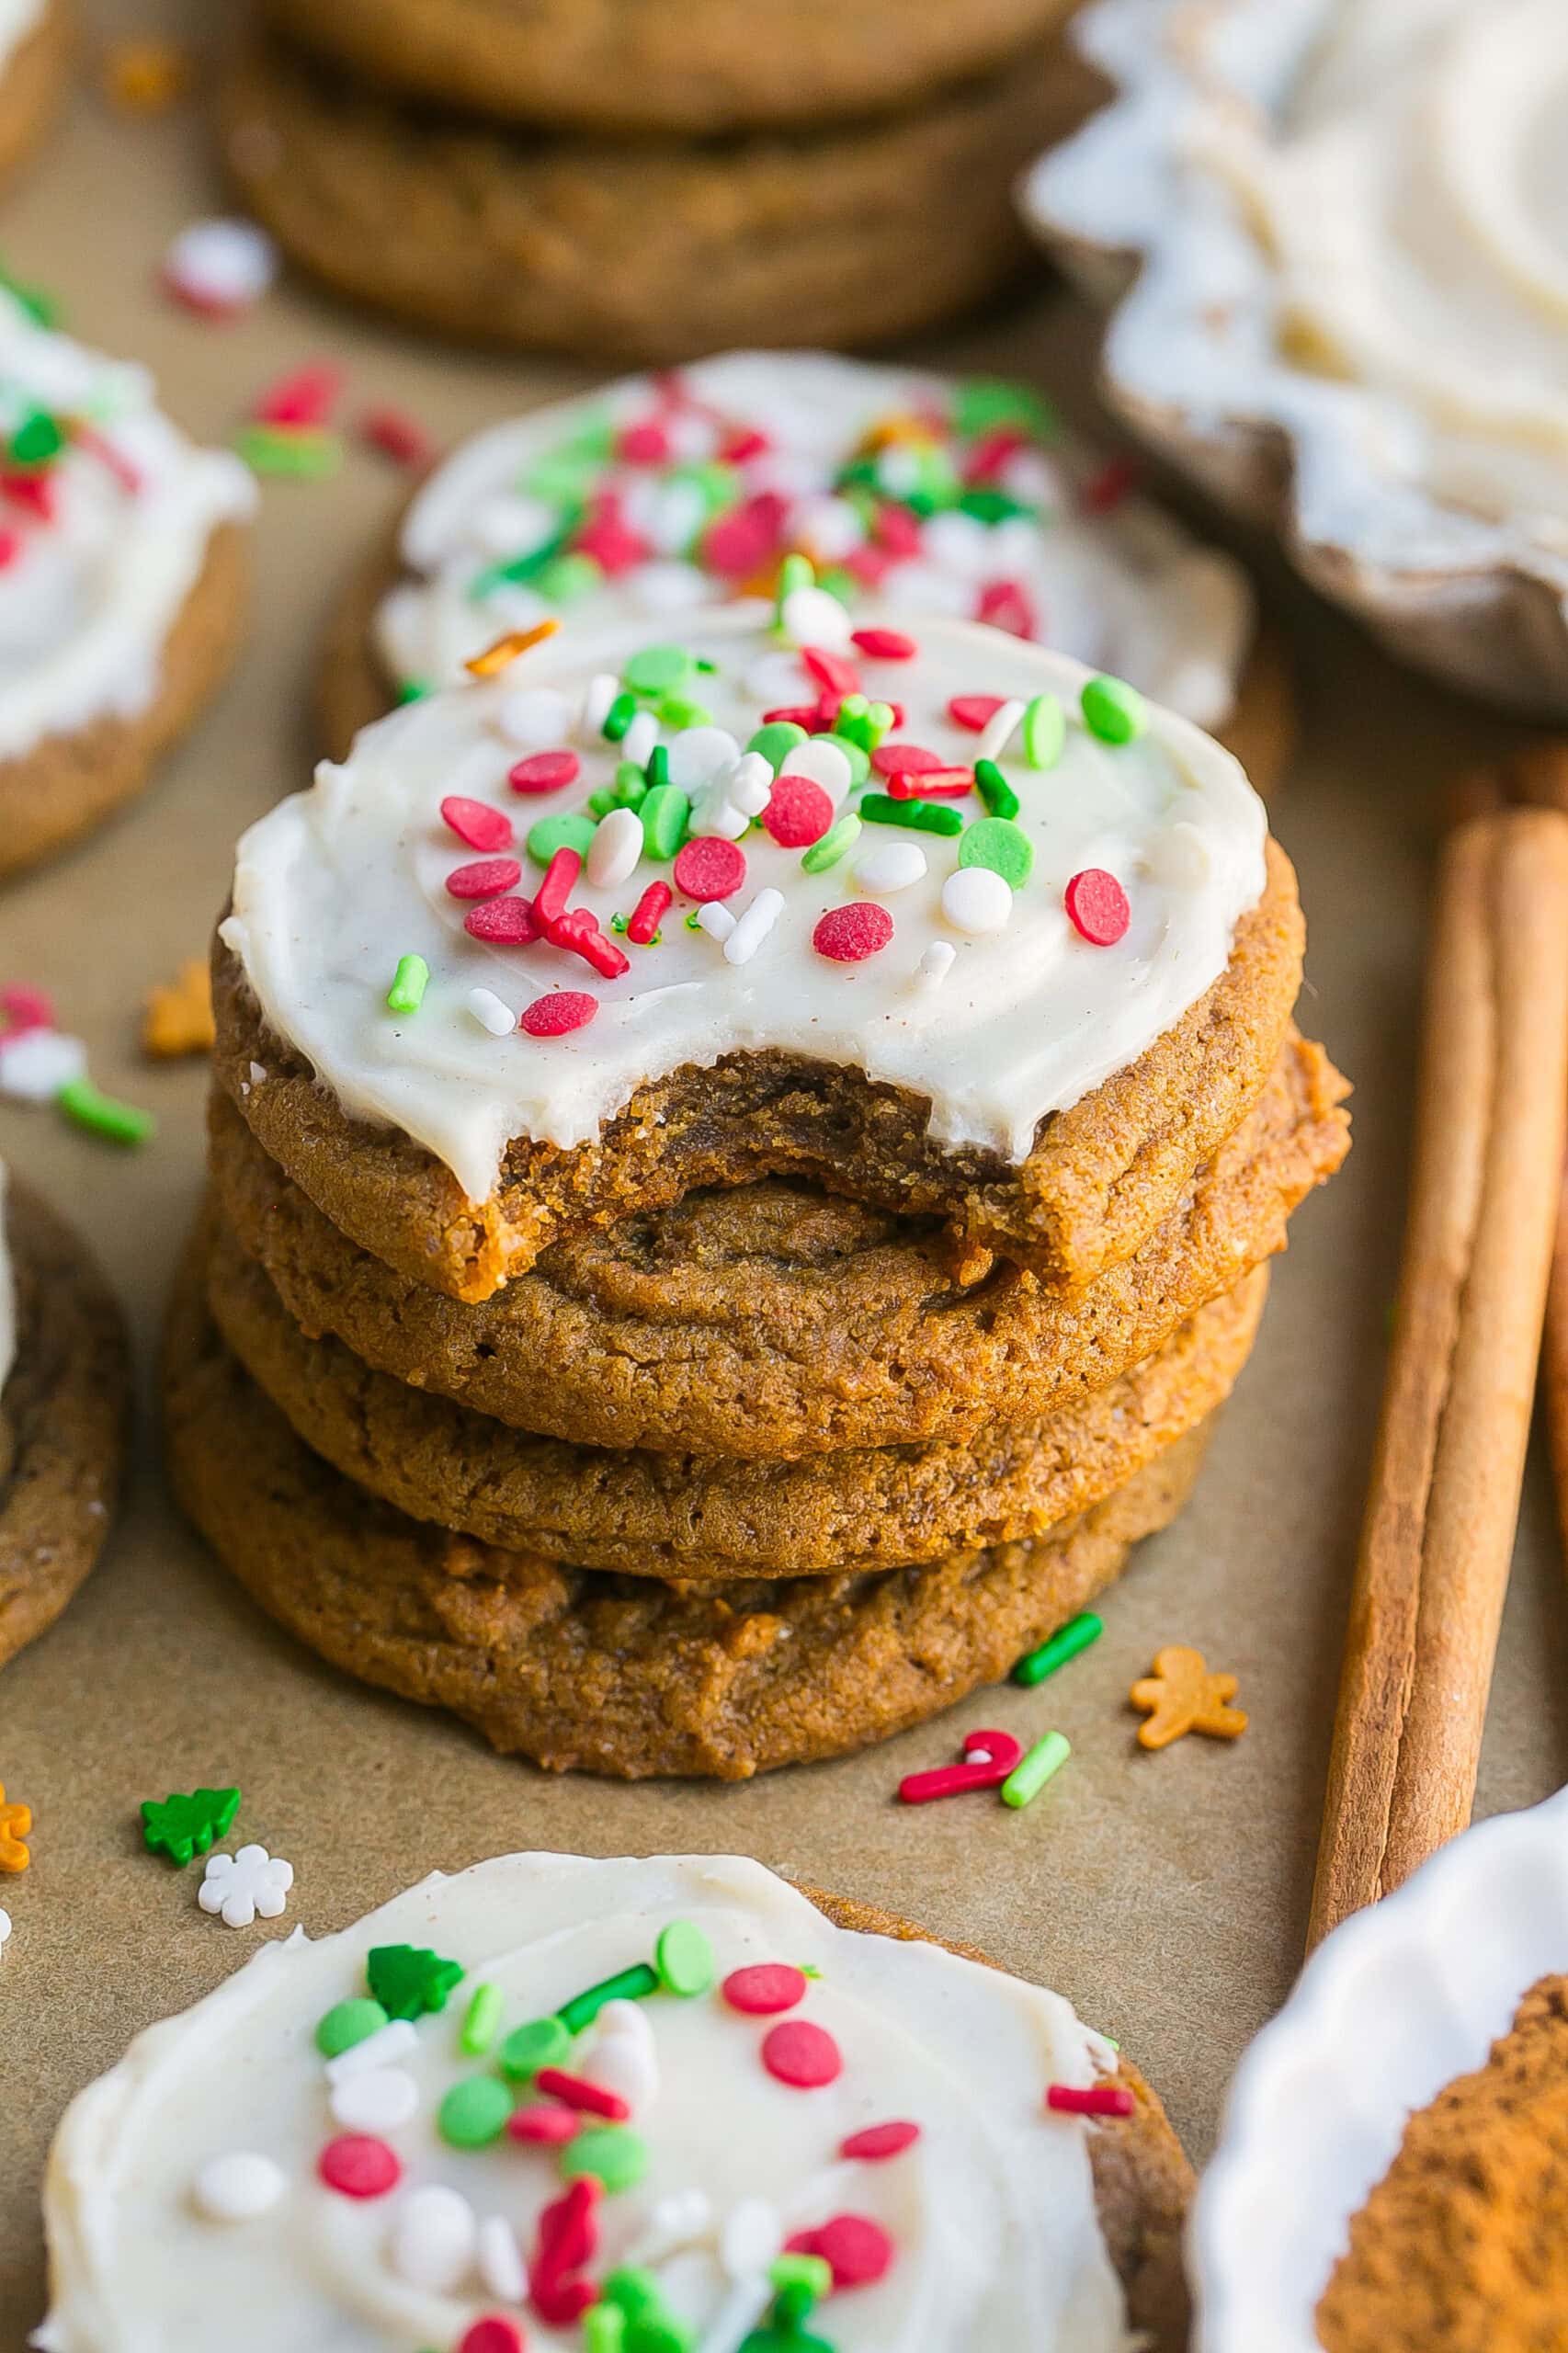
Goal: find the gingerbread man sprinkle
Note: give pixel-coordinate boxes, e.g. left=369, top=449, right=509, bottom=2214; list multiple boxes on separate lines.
left=0, top=1782, right=32, bottom=1872
left=141, top=958, right=215, bottom=1058
left=1130, top=1646, right=1248, bottom=1751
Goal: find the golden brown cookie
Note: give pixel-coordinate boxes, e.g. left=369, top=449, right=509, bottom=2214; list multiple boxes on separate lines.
left=1, top=1179, right=131, bottom=1669
left=218, top=29, right=1062, bottom=360
left=162, top=1259, right=1216, bottom=1779
left=201, top=1197, right=1267, bottom=1574
left=0, top=0, right=72, bottom=193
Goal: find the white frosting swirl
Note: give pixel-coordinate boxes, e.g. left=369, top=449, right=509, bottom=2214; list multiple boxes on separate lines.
left=221, top=608, right=1267, bottom=1199
left=37, top=1853, right=1136, bottom=2353
left=0, top=290, right=256, bottom=760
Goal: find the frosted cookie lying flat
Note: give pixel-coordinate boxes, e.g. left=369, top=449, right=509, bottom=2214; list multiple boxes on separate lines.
left=216, top=606, right=1301, bottom=1299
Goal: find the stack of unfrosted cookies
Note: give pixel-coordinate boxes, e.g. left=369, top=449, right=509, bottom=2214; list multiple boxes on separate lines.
left=167, top=598, right=1347, bottom=1779
left=216, top=0, right=1095, bottom=358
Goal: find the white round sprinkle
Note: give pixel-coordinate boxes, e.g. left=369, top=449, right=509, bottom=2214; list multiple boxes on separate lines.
left=165, top=217, right=277, bottom=312
left=587, top=806, right=644, bottom=890
left=581, top=674, right=619, bottom=739
left=324, top=2018, right=419, bottom=2086
left=630, top=2187, right=711, bottom=2262
left=721, top=2197, right=784, bottom=2279
left=666, top=726, right=741, bottom=791
left=471, top=494, right=555, bottom=562
left=922, top=508, right=994, bottom=579
left=329, top=2065, right=419, bottom=2135
left=853, top=841, right=927, bottom=895
left=790, top=494, right=863, bottom=562
left=620, top=709, right=659, bottom=769
left=0, top=1027, right=88, bottom=1103
left=726, top=751, right=775, bottom=817
left=696, top=903, right=737, bottom=943
left=494, top=686, right=572, bottom=750
left=941, top=867, right=1014, bottom=937
left=975, top=697, right=1026, bottom=765
left=631, top=560, right=709, bottom=614
left=468, top=988, right=516, bottom=1039
left=391, top=2184, right=478, bottom=2294
left=192, top=2152, right=286, bottom=2223
left=780, top=736, right=853, bottom=805
left=724, top=887, right=784, bottom=967
left=780, top=584, right=852, bottom=653
left=477, top=2213, right=527, bottom=2303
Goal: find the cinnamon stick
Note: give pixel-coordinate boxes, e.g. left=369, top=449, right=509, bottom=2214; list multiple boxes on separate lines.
left=1308, top=807, right=1568, bottom=1949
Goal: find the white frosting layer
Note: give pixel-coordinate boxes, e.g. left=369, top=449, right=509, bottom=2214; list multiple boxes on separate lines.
left=221, top=608, right=1267, bottom=1199
left=0, top=0, right=42, bottom=74
left=0, top=1160, right=13, bottom=1396
left=37, top=1852, right=1134, bottom=2353
left=375, top=351, right=1254, bottom=733
left=0, top=291, right=256, bottom=760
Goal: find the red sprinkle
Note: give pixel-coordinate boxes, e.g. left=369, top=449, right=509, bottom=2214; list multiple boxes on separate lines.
left=720, top=424, right=770, bottom=464
left=357, top=404, right=435, bottom=468
left=534, top=2068, right=631, bottom=2121
left=0, top=983, right=54, bottom=1034
left=459, top=2322, right=525, bottom=2353
left=447, top=856, right=522, bottom=901
left=533, top=847, right=582, bottom=929
left=507, top=2104, right=582, bottom=2145
left=0, top=528, right=22, bottom=570
left=674, top=836, right=747, bottom=903
left=872, top=502, right=922, bottom=557
left=533, top=2277, right=596, bottom=2330
left=850, top=627, right=916, bottom=661
left=617, top=419, right=671, bottom=466
left=73, top=426, right=142, bottom=494
left=318, top=2135, right=401, bottom=2200
left=787, top=2214, right=894, bottom=2289
left=801, top=645, right=860, bottom=699
left=812, top=904, right=893, bottom=965
left=841, top=2120, right=922, bottom=2162
left=887, top=768, right=972, bottom=801
left=254, top=363, right=342, bottom=426
left=2, top=472, right=56, bottom=520
left=509, top=751, right=580, bottom=796
left=962, top=426, right=1028, bottom=485
left=1064, top=869, right=1131, bottom=948
left=530, top=2178, right=600, bottom=2325
left=1080, top=454, right=1138, bottom=516
left=703, top=492, right=786, bottom=579
left=1047, top=2083, right=1136, bottom=2118
left=949, top=693, right=1006, bottom=733
left=722, top=1963, right=808, bottom=2017
left=843, top=544, right=894, bottom=589
left=870, top=741, right=943, bottom=779
left=760, top=703, right=822, bottom=730
left=762, top=774, right=834, bottom=849
left=976, top=579, right=1037, bottom=639
left=442, top=795, right=514, bottom=852
left=627, top=881, right=672, bottom=946
left=520, top=993, right=597, bottom=1039
left=573, top=508, right=647, bottom=576
left=762, top=2020, right=844, bottom=2088
left=547, top=907, right=631, bottom=980
left=465, top=897, right=539, bottom=946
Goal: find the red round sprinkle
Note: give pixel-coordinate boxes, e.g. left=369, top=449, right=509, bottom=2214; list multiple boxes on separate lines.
left=507, top=2103, right=582, bottom=2144
left=722, top=1963, right=808, bottom=2017
left=870, top=741, right=942, bottom=779
left=801, top=645, right=860, bottom=698
left=873, top=502, right=922, bottom=557
left=840, top=2120, right=922, bottom=2162
left=850, top=628, right=916, bottom=662
left=812, top=904, right=893, bottom=965
left=0, top=982, right=53, bottom=1034
left=459, top=2321, right=525, bottom=2353
left=761, top=773, right=834, bottom=848
left=465, top=896, right=538, bottom=945
left=442, top=795, right=514, bottom=853
left=508, top=751, right=580, bottom=796
left=1046, top=2082, right=1136, bottom=2118
left=949, top=693, right=1006, bottom=733
left=787, top=2214, right=893, bottom=2288
left=1064, top=869, right=1131, bottom=948
left=520, top=993, right=597, bottom=1038
left=254, top=362, right=341, bottom=426
left=617, top=418, right=670, bottom=466
left=674, top=836, right=747, bottom=903
left=446, top=856, right=522, bottom=900
left=534, top=2067, right=631, bottom=2121
left=762, top=2019, right=843, bottom=2088
left=358, top=404, right=433, bottom=469
left=318, top=2135, right=401, bottom=2199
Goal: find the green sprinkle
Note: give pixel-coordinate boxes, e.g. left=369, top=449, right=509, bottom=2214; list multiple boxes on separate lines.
left=769, top=2253, right=832, bottom=2321
left=528, top=811, right=597, bottom=865
left=624, top=644, right=694, bottom=698
left=531, top=551, right=602, bottom=605
left=10, top=409, right=62, bottom=466
left=609, top=913, right=630, bottom=934
left=1000, top=1729, right=1071, bottom=1810
left=860, top=792, right=962, bottom=837
left=801, top=813, right=861, bottom=873
left=386, top=953, right=428, bottom=1013
left=603, top=689, right=639, bottom=743
left=558, top=1961, right=660, bottom=2036
left=643, top=744, right=670, bottom=791
left=959, top=486, right=1034, bottom=525
left=1013, top=1611, right=1103, bottom=1687
left=0, top=261, right=58, bottom=326
left=498, top=2016, right=573, bottom=2082
left=602, top=2269, right=663, bottom=2320
left=1081, top=674, right=1149, bottom=745
left=747, top=721, right=807, bottom=774
left=656, top=694, right=712, bottom=730
left=584, top=2310, right=628, bottom=2353
left=588, top=787, right=619, bottom=817
left=522, top=446, right=608, bottom=506
left=684, top=909, right=703, bottom=930
left=814, top=730, right=869, bottom=787
left=832, top=695, right=894, bottom=754
left=973, top=758, right=1020, bottom=821
left=438, top=2075, right=513, bottom=2149
left=1022, top=691, right=1065, bottom=768
left=366, top=1943, right=464, bottom=2021
left=233, top=424, right=342, bottom=479
left=140, top=1786, right=240, bottom=1868
left=628, top=2319, right=693, bottom=2353
left=469, top=508, right=581, bottom=599
left=960, top=815, right=1033, bottom=887
left=639, top=783, right=691, bottom=860
left=56, top=1077, right=154, bottom=1146
left=460, top=1981, right=505, bottom=2056
left=560, top=2124, right=650, bottom=2194
left=396, top=676, right=433, bottom=705
left=954, top=376, right=1056, bottom=442
left=314, top=1996, right=388, bottom=2057
left=614, top=760, right=650, bottom=809
left=775, top=552, right=815, bottom=615
left=654, top=1920, right=715, bottom=1997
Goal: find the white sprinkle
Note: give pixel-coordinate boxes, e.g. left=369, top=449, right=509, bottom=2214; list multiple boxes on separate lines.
left=585, top=1999, right=661, bottom=2117
left=780, top=736, right=852, bottom=805
left=329, top=2065, right=419, bottom=2134
left=582, top=674, right=619, bottom=739
left=853, top=841, right=927, bottom=895
left=720, top=2197, right=784, bottom=2279
left=790, top=494, right=863, bottom=562
left=941, top=867, right=1013, bottom=936
left=665, top=410, right=719, bottom=464
left=696, top=903, right=737, bottom=943
left=471, top=494, right=555, bottom=562
left=390, top=2183, right=478, bottom=2294
left=666, top=726, right=741, bottom=791
left=325, top=2018, right=419, bottom=2086
left=724, top=887, right=784, bottom=966
left=198, top=1845, right=292, bottom=1929
left=697, top=2277, right=773, bottom=2353
left=726, top=751, right=775, bottom=817
left=494, top=686, right=573, bottom=749
left=631, top=560, right=709, bottom=614
left=915, top=940, right=958, bottom=991
left=468, top=987, right=516, bottom=1039
left=744, top=650, right=809, bottom=705
left=620, top=709, right=659, bottom=769
left=645, top=477, right=709, bottom=555
left=780, top=584, right=851, bottom=653
left=0, top=1908, right=9, bottom=1951
left=922, top=508, right=994, bottom=579
left=477, top=2213, right=527, bottom=2303
left=587, top=806, right=644, bottom=889
left=976, top=697, right=1026, bottom=764
left=248, top=1062, right=267, bottom=1086
left=165, top=216, right=277, bottom=313
left=626, top=2187, right=711, bottom=2264
left=694, top=791, right=749, bottom=842
left=192, top=2152, right=286, bottom=2223
left=0, top=1028, right=87, bottom=1104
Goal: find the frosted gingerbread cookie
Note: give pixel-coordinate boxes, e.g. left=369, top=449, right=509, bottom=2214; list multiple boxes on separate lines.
left=37, top=1852, right=1193, bottom=2350
left=0, top=289, right=256, bottom=880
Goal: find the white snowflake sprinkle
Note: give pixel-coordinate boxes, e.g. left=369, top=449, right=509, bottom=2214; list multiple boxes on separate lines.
left=199, top=1844, right=293, bottom=1929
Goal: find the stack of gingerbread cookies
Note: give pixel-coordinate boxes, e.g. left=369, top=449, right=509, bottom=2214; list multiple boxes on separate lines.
left=217, top=0, right=1095, bottom=359
left=166, top=601, right=1347, bottom=1779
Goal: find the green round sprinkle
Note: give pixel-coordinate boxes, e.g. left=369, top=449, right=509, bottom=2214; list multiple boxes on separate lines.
left=813, top=730, right=869, bottom=786
left=560, top=2124, right=650, bottom=2194
left=860, top=792, right=963, bottom=838
left=1013, top=1610, right=1103, bottom=1688
left=313, top=1997, right=388, bottom=2057
left=498, top=2015, right=573, bottom=2081
left=386, top=952, right=429, bottom=1014
left=1081, top=674, right=1149, bottom=745
left=624, top=644, right=694, bottom=698
left=557, top=1961, right=660, bottom=2036
left=656, top=695, right=712, bottom=731
left=603, top=689, right=640, bottom=743
left=747, top=721, right=807, bottom=774
left=460, top=1981, right=505, bottom=2057
left=959, top=816, right=1034, bottom=888
left=973, top=758, right=1020, bottom=821
left=1022, top=691, right=1065, bottom=768
left=234, top=423, right=342, bottom=480
left=56, top=1077, right=155, bottom=1146
left=438, top=2075, right=513, bottom=2149
left=801, top=813, right=861, bottom=873
left=11, top=409, right=62, bottom=465
left=1001, top=1729, right=1071, bottom=1810
left=602, top=2269, right=662, bottom=2318
left=654, top=1919, right=715, bottom=1997
left=639, top=783, right=691, bottom=860
left=528, top=812, right=597, bottom=866
left=532, top=551, right=602, bottom=605
left=588, top=786, right=619, bottom=817
left=613, top=761, right=649, bottom=809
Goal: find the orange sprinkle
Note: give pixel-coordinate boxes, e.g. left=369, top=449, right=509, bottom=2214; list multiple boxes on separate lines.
left=0, top=1783, right=29, bottom=1874
left=464, top=619, right=560, bottom=678
left=860, top=414, right=937, bottom=453
left=101, top=39, right=193, bottom=113
left=142, top=958, right=215, bottom=1058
